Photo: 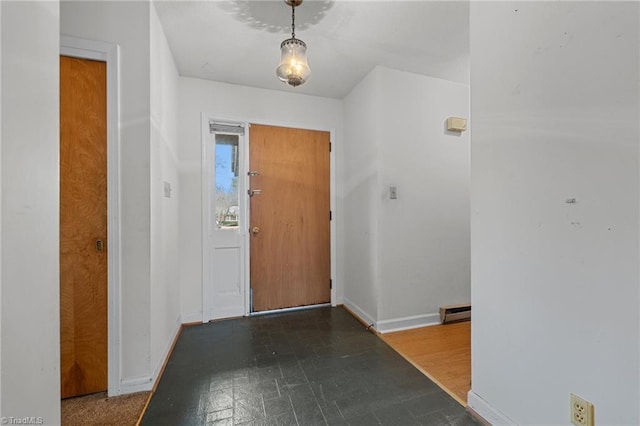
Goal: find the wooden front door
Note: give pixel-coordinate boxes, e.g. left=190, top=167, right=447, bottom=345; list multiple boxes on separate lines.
left=249, top=124, right=331, bottom=312
left=60, top=56, right=108, bottom=398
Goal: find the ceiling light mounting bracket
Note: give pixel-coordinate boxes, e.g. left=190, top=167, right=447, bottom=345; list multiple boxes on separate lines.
left=284, top=0, right=303, bottom=7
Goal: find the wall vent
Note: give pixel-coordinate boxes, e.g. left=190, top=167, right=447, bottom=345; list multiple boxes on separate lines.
left=439, top=303, right=471, bottom=324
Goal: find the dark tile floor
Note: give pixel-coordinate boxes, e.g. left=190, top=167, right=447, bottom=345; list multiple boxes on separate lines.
left=142, top=307, right=480, bottom=426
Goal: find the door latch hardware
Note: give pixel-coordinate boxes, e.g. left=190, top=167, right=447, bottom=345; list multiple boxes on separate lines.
left=96, top=239, right=105, bottom=252
left=248, top=189, right=262, bottom=196
left=248, top=171, right=260, bottom=177
left=251, top=227, right=260, bottom=236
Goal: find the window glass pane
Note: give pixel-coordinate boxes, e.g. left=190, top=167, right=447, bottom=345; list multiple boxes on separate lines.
left=215, top=134, right=239, bottom=229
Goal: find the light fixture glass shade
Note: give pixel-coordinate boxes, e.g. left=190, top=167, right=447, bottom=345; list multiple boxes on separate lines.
left=276, top=38, right=311, bottom=87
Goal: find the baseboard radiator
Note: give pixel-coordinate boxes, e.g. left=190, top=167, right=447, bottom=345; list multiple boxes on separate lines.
left=439, top=303, right=471, bottom=324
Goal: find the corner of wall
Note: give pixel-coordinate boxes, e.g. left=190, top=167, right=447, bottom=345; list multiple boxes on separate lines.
left=0, top=0, right=4, bottom=417
left=342, top=297, right=376, bottom=329
left=151, top=315, right=182, bottom=385
left=467, top=391, right=515, bottom=426
left=1, top=1, right=61, bottom=421
left=376, top=313, right=440, bottom=334
left=181, top=312, right=203, bottom=324
left=148, top=0, right=183, bottom=395
left=120, top=312, right=182, bottom=395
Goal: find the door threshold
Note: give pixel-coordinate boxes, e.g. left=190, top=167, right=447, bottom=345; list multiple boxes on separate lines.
left=250, top=303, right=331, bottom=317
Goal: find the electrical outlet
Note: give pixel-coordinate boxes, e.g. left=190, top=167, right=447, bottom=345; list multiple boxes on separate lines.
left=570, top=393, right=594, bottom=426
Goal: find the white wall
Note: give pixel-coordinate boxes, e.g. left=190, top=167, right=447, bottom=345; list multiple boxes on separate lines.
left=469, top=2, right=639, bottom=425
left=177, top=77, right=344, bottom=320
left=1, top=1, right=61, bottom=423
left=149, top=2, right=181, bottom=384
left=61, top=0, right=181, bottom=393
left=377, top=67, right=470, bottom=325
left=342, top=69, right=381, bottom=325
left=343, top=66, right=470, bottom=332
left=61, top=0, right=152, bottom=385
left=0, top=1, right=4, bottom=413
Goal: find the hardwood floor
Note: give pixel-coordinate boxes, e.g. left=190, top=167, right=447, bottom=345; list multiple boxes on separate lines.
left=380, top=321, right=471, bottom=406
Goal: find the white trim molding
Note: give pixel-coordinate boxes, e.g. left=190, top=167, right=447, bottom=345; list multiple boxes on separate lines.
left=181, top=312, right=204, bottom=324
left=201, top=113, right=338, bottom=321
left=342, top=300, right=442, bottom=334
left=328, top=128, right=337, bottom=308
left=120, top=316, right=182, bottom=395
left=60, top=35, right=122, bottom=396
left=201, top=113, right=211, bottom=322
left=149, top=316, right=182, bottom=388
left=120, top=376, right=153, bottom=395
left=376, top=313, right=441, bottom=334
left=467, top=391, right=517, bottom=425
left=342, top=297, right=376, bottom=329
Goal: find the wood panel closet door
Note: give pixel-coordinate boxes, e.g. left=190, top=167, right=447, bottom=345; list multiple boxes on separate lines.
left=60, top=56, right=108, bottom=398
left=249, top=124, right=331, bottom=312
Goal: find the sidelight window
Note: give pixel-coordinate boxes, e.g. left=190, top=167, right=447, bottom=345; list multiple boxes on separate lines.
left=215, top=134, right=240, bottom=229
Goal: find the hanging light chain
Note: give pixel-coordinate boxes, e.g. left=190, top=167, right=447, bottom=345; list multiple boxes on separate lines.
left=291, top=3, right=296, bottom=39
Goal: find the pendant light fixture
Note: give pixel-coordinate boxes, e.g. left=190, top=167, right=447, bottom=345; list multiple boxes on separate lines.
left=276, top=0, right=311, bottom=87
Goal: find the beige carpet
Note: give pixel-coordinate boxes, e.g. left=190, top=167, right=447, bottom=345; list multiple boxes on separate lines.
left=61, top=391, right=150, bottom=426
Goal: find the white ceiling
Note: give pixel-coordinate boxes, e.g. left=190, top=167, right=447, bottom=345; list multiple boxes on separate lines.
left=154, top=0, right=470, bottom=99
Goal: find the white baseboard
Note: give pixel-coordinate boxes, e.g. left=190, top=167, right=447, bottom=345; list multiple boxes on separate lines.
left=120, top=315, right=183, bottom=395
left=150, top=315, right=182, bottom=386
left=467, top=390, right=516, bottom=425
left=120, top=376, right=154, bottom=394
left=342, top=297, right=376, bottom=328
left=341, top=299, right=442, bottom=334
left=181, top=311, right=203, bottom=324
left=376, top=313, right=441, bottom=334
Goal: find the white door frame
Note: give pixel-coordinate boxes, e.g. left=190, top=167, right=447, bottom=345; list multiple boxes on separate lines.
left=60, top=35, right=122, bottom=396
left=201, top=114, right=337, bottom=321
left=201, top=117, right=248, bottom=321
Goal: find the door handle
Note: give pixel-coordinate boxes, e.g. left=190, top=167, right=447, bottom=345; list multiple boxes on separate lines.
left=251, top=227, right=260, bottom=236
left=96, top=239, right=105, bottom=252
left=248, top=189, right=262, bottom=197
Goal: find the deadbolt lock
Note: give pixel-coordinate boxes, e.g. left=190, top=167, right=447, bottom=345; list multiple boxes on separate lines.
left=96, top=239, right=105, bottom=252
